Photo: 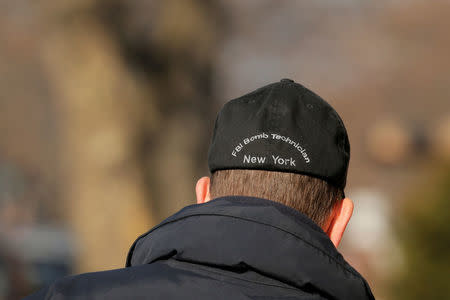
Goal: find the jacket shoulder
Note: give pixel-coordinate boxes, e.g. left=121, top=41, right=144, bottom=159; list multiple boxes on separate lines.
left=24, top=260, right=329, bottom=300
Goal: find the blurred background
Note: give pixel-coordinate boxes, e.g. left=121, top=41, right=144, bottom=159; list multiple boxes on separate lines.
left=0, top=0, right=449, bottom=299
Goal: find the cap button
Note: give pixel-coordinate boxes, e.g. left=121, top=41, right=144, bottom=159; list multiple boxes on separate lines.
left=280, top=78, right=294, bottom=83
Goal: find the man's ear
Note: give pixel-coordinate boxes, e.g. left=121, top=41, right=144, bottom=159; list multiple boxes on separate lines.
left=196, top=176, right=211, bottom=204
left=326, top=198, right=354, bottom=248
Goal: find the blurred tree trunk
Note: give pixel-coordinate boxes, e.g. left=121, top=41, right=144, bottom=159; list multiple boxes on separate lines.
left=41, top=3, right=155, bottom=272
left=39, top=0, right=222, bottom=272
left=99, top=0, right=223, bottom=219
left=142, top=0, right=222, bottom=219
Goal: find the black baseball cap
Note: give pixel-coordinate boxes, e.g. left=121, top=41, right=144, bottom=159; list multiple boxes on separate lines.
left=208, top=79, right=350, bottom=190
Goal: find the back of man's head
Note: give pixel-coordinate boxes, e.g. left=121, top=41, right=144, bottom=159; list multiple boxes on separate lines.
left=200, top=79, right=352, bottom=246
left=210, top=170, right=343, bottom=228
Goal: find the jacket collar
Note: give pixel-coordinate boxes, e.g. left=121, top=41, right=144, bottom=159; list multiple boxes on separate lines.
left=126, top=196, right=374, bottom=300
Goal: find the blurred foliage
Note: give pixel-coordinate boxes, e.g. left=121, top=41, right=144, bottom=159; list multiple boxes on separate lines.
left=393, top=163, right=450, bottom=299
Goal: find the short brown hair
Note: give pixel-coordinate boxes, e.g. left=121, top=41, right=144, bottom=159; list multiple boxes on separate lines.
left=210, top=169, right=344, bottom=227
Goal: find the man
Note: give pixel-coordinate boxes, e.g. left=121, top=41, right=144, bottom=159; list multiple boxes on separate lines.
left=25, top=79, right=375, bottom=299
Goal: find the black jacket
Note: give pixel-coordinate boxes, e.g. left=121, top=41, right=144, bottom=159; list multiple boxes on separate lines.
left=25, top=196, right=375, bottom=299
